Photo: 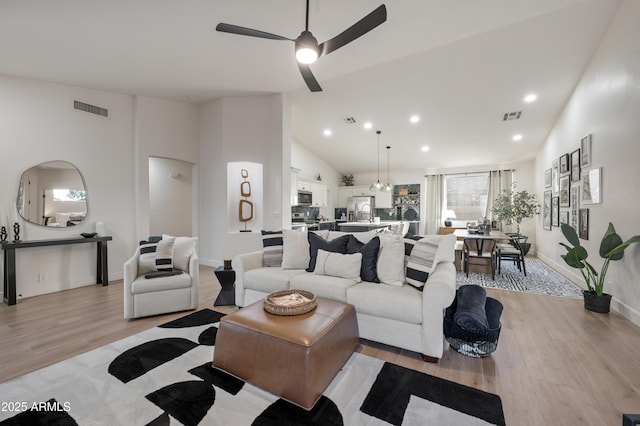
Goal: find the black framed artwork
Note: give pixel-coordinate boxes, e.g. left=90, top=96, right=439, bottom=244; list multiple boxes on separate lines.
left=570, top=149, right=581, bottom=182
left=552, top=196, right=560, bottom=227
left=560, top=175, right=570, bottom=207
left=581, top=134, right=592, bottom=167
left=559, top=153, right=570, bottom=174
left=561, top=210, right=569, bottom=225
left=544, top=168, right=552, bottom=188
left=579, top=208, right=589, bottom=239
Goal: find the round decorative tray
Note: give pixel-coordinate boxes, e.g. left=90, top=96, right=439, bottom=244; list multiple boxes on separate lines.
left=264, top=289, right=317, bottom=316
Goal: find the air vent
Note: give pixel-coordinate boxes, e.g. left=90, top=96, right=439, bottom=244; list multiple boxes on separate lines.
left=74, top=100, right=109, bottom=118
left=502, top=111, right=522, bottom=121
left=343, top=117, right=356, bottom=124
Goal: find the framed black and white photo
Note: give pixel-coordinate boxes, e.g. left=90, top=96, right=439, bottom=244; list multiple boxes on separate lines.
left=552, top=196, right=560, bottom=227
left=582, top=167, right=602, bottom=204
left=543, top=190, right=552, bottom=230
left=570, top=149, right=581, bottom=182
left=560, top=175, right=570, bottom=207
left=559, top=153, right=570, bottom=174
left=579, top=208, right=589, bottom=240
left=545, top=168, right=552, bottom=188
left=571, top=185, right=579, bottom=229
left=581, top=134, right=592, bottom=167
left=561, top=211, right=569, bottom=225
left=552, top=159, right=559, bottom=193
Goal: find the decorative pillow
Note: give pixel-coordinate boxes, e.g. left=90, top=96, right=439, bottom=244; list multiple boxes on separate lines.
left=376, top=234, right=406, bottom=286
left=162, top=234, right=197, bottom=272
left=138, top=241, right=158, bottom=275
left=155, top=237, right=175, bottom=271
left=281, top=229, right=312, bottom=269
left=144, top=270, right=183, bottom=279
left=261, top=230, right=283, bottom=267
left=404, top=234, right=456, bottom=288
left=347, top=235, right=380, bottom=283
left=306, top=232, right=351, bottom=272
left=313, top=249, right=362, bottom=282
left=454, top=285, right=490, bottom=331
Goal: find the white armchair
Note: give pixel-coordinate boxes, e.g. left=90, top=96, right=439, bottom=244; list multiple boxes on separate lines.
left=123, top=245, right=199, bottom=319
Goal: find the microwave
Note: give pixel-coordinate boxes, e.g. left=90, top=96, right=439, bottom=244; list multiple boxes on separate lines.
left=297, top=190, right=312, bottom=206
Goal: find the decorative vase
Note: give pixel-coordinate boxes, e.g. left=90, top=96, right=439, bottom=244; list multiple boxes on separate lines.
left=583, top=291, right=612, bottom=313
left=444, top=220, right=452, bottom=227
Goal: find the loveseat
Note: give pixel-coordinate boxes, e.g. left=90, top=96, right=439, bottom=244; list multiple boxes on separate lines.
left=232, top=229, right=457, bottom=362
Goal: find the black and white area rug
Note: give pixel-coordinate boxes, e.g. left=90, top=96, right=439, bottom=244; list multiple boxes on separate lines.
left=0, top=309, right=505, bottom=426
left=457, top=257, right=583, bottom=298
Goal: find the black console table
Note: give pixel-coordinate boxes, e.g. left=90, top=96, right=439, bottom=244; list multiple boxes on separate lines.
left=2, top=236, right=112, bottom=306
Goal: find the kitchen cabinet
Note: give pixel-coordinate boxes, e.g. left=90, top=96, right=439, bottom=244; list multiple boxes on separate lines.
left=290, top=169, right=299, bottom=206
left=298, top=180, right=327, bottom=207
left=338, top=186, right=375, bottom=207
left=375, top=190, right=392, bottom=208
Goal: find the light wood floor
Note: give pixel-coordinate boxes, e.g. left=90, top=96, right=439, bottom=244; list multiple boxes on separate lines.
left=1, top=264, right=639, bottom=425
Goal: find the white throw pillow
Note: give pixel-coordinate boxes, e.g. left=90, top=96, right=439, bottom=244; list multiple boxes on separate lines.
left=163, top=234, right=197, bottom=271
left=155, top=237, right=175, bottom=271
left=281, top=229, right=329, bottom=269
left=376, top=234, right=406, bottom=286
left=313, top=249, right=362, bottom=282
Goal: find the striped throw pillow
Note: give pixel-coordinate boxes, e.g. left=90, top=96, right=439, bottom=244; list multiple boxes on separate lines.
left=261, top=230, right=283, bottom=267
left=405, top=238, right=439, bottom=289
left=138, top=240, right=158, bottom=275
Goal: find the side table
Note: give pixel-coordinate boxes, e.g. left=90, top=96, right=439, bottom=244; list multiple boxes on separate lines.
left=214, top=266, right=235, bottom=306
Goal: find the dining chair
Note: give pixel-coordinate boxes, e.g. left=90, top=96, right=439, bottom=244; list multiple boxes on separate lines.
left=497, top=235, right=527, bottom=276
left=463, top=238, right=497, bottom=280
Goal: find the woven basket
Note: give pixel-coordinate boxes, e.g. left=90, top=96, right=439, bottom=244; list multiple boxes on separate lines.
left=264, top=289, right=317, bottom=316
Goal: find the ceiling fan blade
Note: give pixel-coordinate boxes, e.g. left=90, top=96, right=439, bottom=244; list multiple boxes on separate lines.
left=319, top=4, right=387, bottom=57
left=216, top=23, right=292, bottom=41
left=297, top=63, right=322, bottom=92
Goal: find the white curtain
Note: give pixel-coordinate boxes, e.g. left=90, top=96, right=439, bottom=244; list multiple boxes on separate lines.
left=485, top=169, right=514, bottom=220
left=424, top=174, right=444, bottom=235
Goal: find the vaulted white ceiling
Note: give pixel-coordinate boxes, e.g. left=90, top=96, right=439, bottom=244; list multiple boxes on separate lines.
left=0, top=0, right=621, bottom=173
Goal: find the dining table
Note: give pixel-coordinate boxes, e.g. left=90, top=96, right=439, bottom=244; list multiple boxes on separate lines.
left=453, top=229, right=511, bottom=273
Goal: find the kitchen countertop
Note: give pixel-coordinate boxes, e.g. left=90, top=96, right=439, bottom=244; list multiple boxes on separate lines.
left=338, top=221, right=401, bottom=227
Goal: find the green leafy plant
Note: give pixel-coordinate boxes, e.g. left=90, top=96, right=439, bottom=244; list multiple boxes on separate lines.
left=491, top=189, right=540, bottom=233
left=341, top=174, right=354, bottom=186
left=559, top=223, right=640, bottom=296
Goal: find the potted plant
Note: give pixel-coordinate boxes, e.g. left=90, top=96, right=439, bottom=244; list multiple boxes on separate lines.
left=341, top=174, right=354, bottom=186
left=491, top=189, right=540, bottom=234
left=559, top=222, right=640, bottom=313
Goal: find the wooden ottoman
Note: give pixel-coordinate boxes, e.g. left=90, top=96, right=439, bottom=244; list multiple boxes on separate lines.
left=212, top=297, right=359, bottom=410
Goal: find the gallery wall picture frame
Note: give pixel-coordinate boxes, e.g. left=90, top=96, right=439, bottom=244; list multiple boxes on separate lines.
left=579, top=208, right=589, bottom=240
left=581, top=134, right=592, bottom=167
left=545, top=168, right=552, bottom=188
left=570, top=149, right=581, bottom=182
left=552, top=159, right=559, bottom=193
left=570, top=185, right=579, bottom=230
left=559, top=175, right=570, bottom=207
left=561, top=211, right=569, bottom=225
left=552, top=196, right=560, bottom=227
left=559, top=153, right=570, bottom=174
left=582, top=167, right=602, bottom=204
left=543, top=190, right=552, bottom=230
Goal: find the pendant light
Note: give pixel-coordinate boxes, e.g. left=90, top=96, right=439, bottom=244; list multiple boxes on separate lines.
left=383, top=145, right=392, bottom=192
left=370, top=130, right=383, bottom=191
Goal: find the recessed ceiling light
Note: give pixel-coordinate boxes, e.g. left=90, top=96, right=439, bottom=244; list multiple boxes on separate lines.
left=512, top=134, right=523, bottom=141
left=421, top=146, right=430, bottom=152
left=410, top=115, right=420, bottom=123
left=364, top=122, right=372, bottom=129
left=524, top=94, right=537, bottom=103
left=323, top=129, right=332, bottom=137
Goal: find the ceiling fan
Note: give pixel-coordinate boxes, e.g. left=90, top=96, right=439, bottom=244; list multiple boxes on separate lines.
left=216, top=1, right=387, bottom=92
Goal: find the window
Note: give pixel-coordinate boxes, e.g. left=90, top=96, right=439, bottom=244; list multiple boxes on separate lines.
left=53, top=189, right=86, bottom=202
left=444, top=174, right=489, bottom=221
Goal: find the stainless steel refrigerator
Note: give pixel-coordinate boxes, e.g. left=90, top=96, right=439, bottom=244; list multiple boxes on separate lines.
left=348, top=196, right=375, bottom=222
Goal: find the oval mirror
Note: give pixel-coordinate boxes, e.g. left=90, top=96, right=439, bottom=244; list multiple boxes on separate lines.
left=17, top=161, right=88, bottom=227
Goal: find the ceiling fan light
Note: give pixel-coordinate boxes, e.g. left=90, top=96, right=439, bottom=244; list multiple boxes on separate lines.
left=296, top=47, right=318, bottom=64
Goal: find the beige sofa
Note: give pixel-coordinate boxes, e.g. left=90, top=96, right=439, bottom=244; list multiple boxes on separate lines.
left=232, top=230, right=457, bottom=362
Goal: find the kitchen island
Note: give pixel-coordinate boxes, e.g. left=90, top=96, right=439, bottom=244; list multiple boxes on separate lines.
left=338, top=221, right=401, bottom=233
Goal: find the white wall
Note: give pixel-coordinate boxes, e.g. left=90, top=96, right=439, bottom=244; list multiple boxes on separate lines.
left=148, top=157, right=193, bottom=237
left=0, top=74, right=135, bottom=299
left=199, top=95, right=288, bottom=266
left=535, top=0, right=640, bottom=324
left=291, top=139, right=341, bottom=218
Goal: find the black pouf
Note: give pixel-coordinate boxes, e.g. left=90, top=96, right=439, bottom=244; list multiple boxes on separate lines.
left=444, top=286, right=503, bottom=357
